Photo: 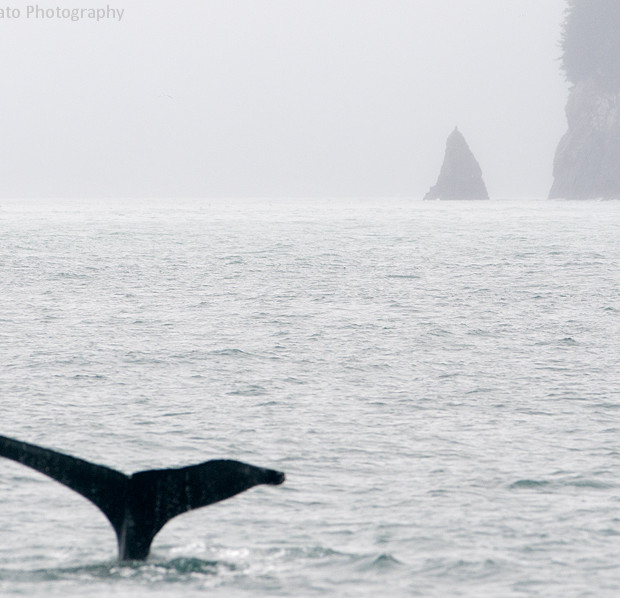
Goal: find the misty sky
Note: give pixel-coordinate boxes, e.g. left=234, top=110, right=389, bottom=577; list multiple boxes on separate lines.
left=0, top=1, right=568, bottom=199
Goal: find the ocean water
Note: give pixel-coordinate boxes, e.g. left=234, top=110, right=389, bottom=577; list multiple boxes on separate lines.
left=0, top=197, right=619, bottom=597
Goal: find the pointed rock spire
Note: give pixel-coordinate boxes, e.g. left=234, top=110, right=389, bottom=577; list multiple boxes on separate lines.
left=424, top=127, right=489, bottom=200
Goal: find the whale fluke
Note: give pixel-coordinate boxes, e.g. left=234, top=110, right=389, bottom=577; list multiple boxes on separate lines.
left=0, top=434, right=285, bottom=560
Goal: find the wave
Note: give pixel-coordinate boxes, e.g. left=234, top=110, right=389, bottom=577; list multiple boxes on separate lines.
left=509, top=477, right=616, bottom=491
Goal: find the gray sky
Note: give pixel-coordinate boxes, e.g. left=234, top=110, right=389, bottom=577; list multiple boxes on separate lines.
left=0, top=1, right=568, bottom=199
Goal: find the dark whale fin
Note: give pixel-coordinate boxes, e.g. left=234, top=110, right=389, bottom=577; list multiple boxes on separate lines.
left=120, top=460, right=285, bottom=560
left=0, top=435, right=129, bottom=531
left=0, top=434, right=285, bottom=561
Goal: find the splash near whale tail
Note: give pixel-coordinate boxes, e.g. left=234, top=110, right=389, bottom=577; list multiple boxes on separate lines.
left=0, top=435, right=285, bottom=561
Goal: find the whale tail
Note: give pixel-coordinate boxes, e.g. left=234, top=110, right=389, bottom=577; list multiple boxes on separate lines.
left=0, top=435, right=285, bottom=560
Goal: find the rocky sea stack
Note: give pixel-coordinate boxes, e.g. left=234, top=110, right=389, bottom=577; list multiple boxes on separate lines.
left=549, top=0, right=620, bottom=199
left=424, top=128, right=489, bottom=200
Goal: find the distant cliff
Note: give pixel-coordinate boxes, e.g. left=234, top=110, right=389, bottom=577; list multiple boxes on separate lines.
left=424, top=128, right=489, bottom=200
left=549, top=0, right=620, bottom=199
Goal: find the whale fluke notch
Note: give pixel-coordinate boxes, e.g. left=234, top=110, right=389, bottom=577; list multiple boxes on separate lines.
left=0, top=434, right=285, bottom=561
left=424, top=127, right=489, bottom=200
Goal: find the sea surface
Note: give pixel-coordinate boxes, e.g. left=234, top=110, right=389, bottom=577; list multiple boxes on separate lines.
left=0, top=197, right=619, bottom=597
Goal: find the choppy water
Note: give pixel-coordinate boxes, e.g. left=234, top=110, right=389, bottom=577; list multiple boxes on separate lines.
left=1, top=197, right=619, bottom=597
